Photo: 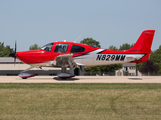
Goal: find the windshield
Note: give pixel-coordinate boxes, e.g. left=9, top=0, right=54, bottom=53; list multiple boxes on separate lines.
left=40, top=43, right=53, bottom=52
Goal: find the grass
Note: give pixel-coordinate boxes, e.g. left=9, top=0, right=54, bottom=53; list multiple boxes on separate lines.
left=0, top=83, right=161, bottom=120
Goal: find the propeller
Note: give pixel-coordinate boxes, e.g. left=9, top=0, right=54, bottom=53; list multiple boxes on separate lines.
left=9, top=41, right=17, bottom=65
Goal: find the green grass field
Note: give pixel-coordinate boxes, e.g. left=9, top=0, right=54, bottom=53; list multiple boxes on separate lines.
left=0, top=83, right=161, bottom=120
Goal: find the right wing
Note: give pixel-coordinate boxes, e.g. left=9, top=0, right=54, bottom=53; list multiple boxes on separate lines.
left=52, top=54, right=78, bottom=69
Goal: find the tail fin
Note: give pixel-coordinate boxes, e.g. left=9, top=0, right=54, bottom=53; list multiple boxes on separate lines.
left=129, top=30, right=155, bottom=53
left=129, top=30, right=155, bottom=62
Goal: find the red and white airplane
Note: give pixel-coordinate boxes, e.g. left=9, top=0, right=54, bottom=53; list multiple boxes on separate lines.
left=10, top=30, right=155, bottom=79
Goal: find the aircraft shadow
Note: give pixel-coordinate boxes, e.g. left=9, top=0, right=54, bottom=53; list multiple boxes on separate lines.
left=128, top=78, right=142, bottom=80
left=53, top=77, right=79, bottom=81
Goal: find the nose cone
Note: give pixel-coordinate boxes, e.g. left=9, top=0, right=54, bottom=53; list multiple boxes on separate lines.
left=16, top=51, right=33, bottom=64
left=16, top=50, right=44, bottom=64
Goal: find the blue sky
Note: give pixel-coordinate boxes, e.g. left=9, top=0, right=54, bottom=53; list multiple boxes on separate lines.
left=0, top=0, right=161, bottom=51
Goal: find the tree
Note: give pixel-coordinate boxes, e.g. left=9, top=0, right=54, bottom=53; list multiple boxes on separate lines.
left=136, top=45, right=161, bottom=75
left=80, top=38, right=101, bottom=48
left=150, top=45, right=161, bottom=73
left=139, top=60, right=159, bottom=75
left=108, top=45, right=118, bottom=50
left=151, top=45, right=161, bottom=63
left=0, top=42, right=13, bottom=57
left=80, top=38, right=101, bottom=74
left=29, top=44, right=40, bottom=50
left=119, top=43, right=134, bottom=50
left=99, top=64, right=122, bottom=73
left=158, top=64, right=161, bottom=73
left=84, top=66, right=100, bottom=74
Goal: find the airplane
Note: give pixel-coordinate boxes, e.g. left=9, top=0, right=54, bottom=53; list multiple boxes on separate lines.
left=9, top=30, right=155, bottom=79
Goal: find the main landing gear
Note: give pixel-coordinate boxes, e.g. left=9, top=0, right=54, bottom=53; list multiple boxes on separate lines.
left=57, top=66, right=75, bottom=79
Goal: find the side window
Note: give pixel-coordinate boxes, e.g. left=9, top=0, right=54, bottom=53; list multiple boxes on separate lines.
left=54, top=44, right=69, bottom=53
left=70, top=45, right=85, bottom=53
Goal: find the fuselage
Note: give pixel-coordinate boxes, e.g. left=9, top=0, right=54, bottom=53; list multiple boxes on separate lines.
left=9, top=30, right=155, bottom=79
left=16, top=41, right=147, bottom=67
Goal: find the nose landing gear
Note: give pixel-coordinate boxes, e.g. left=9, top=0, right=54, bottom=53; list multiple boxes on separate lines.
left=19, top=72, right=35, bottom=79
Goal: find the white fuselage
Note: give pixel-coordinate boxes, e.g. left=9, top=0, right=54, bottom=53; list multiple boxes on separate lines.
left=74, top=49, right=145, bottom=67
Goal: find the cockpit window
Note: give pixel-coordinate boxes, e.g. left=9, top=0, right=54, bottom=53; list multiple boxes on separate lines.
left=70, top=45, right=85, bottom=53
left=54, top=44, right=69, bottom=53
left=40, top=43, right=53, bottom=52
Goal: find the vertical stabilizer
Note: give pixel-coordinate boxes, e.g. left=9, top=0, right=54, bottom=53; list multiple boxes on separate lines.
left=129, top=30, right=155, bottom=63
left=129, top=30, right=155, bottom=53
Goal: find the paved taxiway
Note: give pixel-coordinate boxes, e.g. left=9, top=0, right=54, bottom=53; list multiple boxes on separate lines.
left=0, top=76, right=161, bottom=83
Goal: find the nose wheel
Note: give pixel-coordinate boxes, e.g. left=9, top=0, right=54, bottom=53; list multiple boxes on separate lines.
left=19, top=73, right=35, bottom=79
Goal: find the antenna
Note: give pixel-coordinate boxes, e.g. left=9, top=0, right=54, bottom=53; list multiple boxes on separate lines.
left=74, top=34, right=82, bottom=43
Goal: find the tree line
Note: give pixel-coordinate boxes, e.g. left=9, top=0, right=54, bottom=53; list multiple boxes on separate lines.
left=0, top=42, right=13, bottom=57
left=136, top=45, right=161, bottom=74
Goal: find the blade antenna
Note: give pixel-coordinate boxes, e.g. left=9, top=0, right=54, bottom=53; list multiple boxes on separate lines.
left=74, top=34, right=82, bottom=43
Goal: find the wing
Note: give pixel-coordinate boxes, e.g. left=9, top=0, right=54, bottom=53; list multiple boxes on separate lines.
left=52, top=54, right=78, bottom=69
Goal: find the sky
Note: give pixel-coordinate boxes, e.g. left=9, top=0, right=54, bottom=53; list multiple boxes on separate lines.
left=0, top=0, right=161, bottom=51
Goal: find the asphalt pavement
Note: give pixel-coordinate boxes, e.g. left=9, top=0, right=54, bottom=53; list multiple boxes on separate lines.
left=0, top=76, right=161, bottom=83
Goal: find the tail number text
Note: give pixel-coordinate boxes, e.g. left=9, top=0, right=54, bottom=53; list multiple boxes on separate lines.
left=96, top=55, right=126, bottom=61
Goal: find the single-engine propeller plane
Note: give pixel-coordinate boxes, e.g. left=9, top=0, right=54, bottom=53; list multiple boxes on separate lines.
left=10, top=30, right=155, bottom=79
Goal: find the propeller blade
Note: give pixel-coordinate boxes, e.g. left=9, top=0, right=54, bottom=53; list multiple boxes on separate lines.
left=14, top=57, right=16, bottom=66
left=9, top=41, right=17, bottom=66
left=14, top=41, right=17, bottom=65
left=15, top=40, right=17, bottom=54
